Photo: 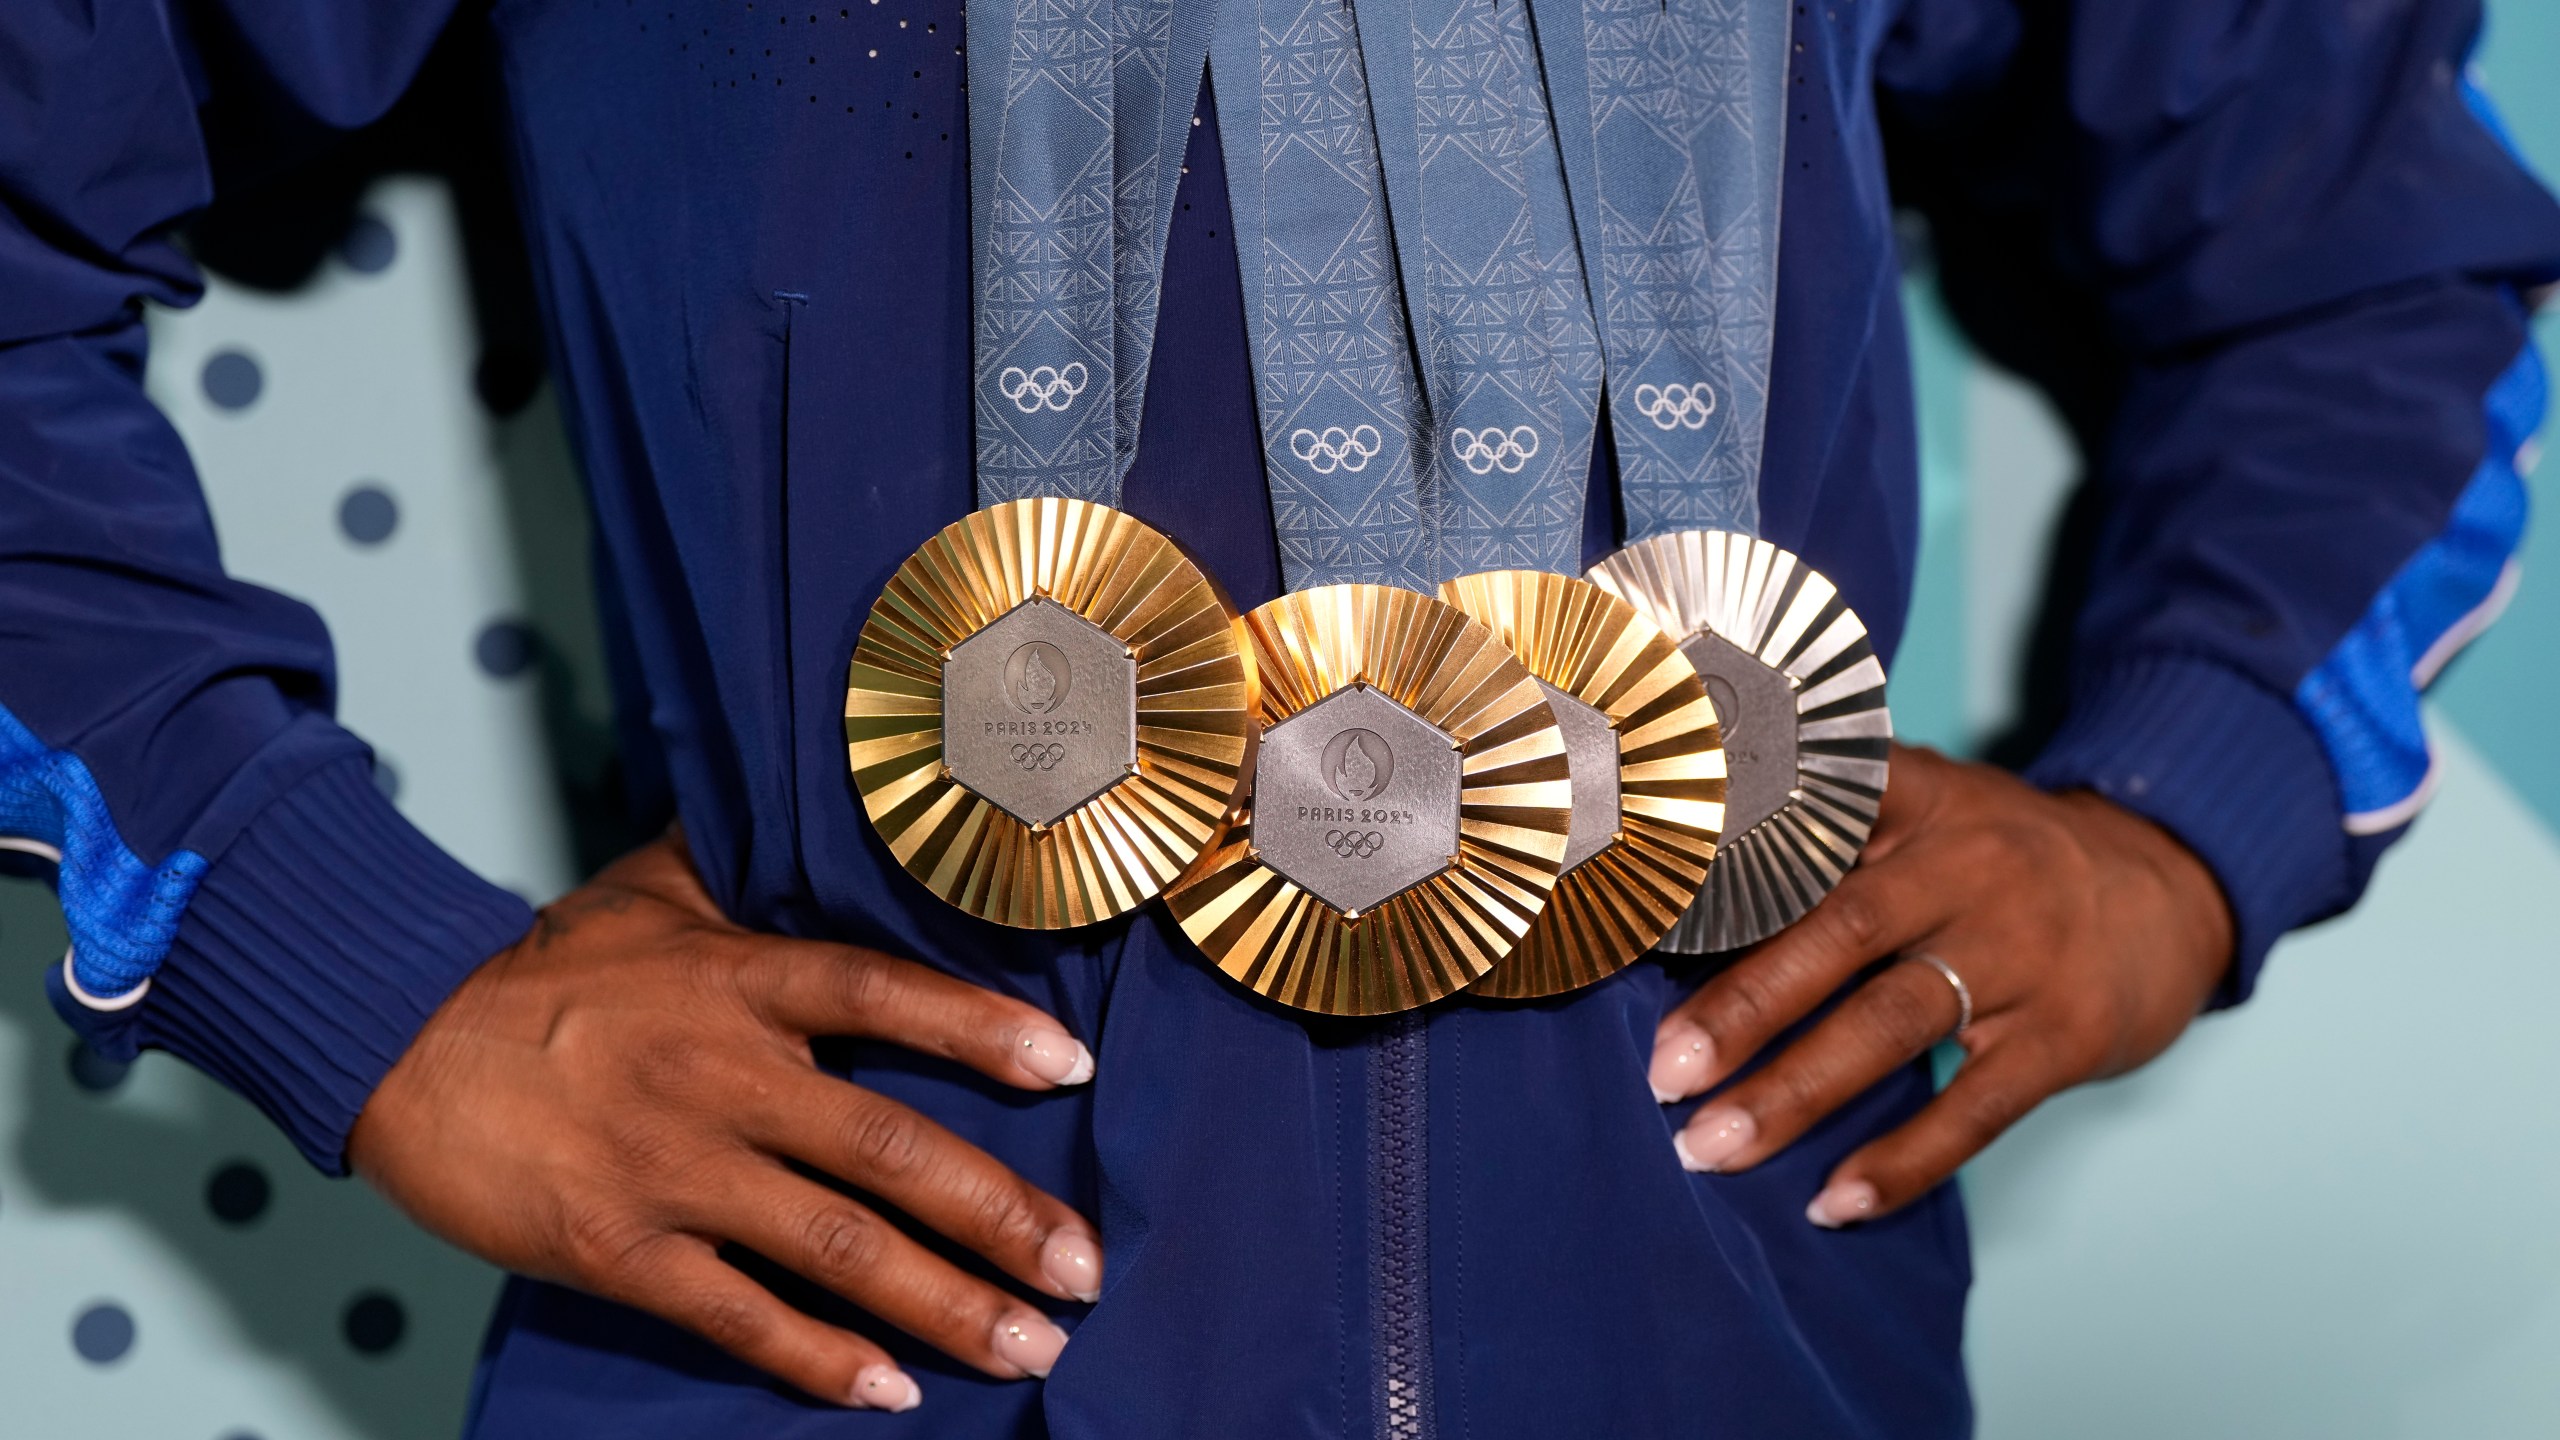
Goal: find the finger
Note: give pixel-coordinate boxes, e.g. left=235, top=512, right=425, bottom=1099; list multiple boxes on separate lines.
left=1803, top=1035, right=2058, bottom=1227
left=741, top=941, right=1096, bottom=1091
left=747, top=1068, right=1103, bottom=1303
left=716, top=1166, right=1073, bottom=1381
left=602, top=1233, right=924, bottom=1411
left=1650, top=853, right=1961, bottom=1102
left=1669, top=956, right=1962, bottom=1174
left=1859, top=743, right=1950, bottom=863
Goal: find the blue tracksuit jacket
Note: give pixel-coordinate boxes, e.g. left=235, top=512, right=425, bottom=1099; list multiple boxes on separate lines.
left=4, top=0, right=2556, bottom=1435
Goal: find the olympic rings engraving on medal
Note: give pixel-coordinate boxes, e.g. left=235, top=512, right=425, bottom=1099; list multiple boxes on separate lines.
left=1288, top=424, right=1385, bottom=475
left=997, top=362, right=1090, bottom=414
left=1009, top=742, right=1068, bottom=772
left=1323, top=829, right=1387, bottom=859
left=1631, top=382, right=1716, bottom=431
left=1449, top=425, right=1541, bottom=475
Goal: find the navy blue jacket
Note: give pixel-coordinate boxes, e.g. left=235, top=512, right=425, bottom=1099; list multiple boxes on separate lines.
left=5, top=0, right=2556, bottom=1435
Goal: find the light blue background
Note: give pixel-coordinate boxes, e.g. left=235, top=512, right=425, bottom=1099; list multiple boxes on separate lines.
left=0, top=11, right=2553, bottom=1436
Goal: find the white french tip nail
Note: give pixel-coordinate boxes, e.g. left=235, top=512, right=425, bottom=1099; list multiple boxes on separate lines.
left=1806, top=1179, right=1878, bottom=1229
left=1672, top=1130, right=1707, bottom=1173
left=1016, top=1028, right=1096, bottom=1087
left=1651, top=1083, right=1680, bottom=1105
left=853, top=1364, right=922, bottom=1412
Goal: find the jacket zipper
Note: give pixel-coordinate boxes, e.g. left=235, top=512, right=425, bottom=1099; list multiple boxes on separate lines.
left=1372, top=1013, right=1435, bottom=1440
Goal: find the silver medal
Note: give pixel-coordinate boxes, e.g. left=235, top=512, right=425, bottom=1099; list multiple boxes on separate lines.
left=1589, top=530, right=1891, bottom=952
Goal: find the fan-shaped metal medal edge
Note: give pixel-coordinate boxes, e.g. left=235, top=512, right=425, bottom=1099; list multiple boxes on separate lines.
left=1163, top=584, right=1574, bottom=1015
left=844, top=497, right=1255, bottom=928
left=1587, top=530, right=1892, bottom=953
left=1438, top=570, right=1727, bottom=999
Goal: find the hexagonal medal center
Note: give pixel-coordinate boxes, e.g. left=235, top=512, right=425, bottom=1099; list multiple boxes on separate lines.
left=1537, top=680, right=1621, bottom=876
left=1252, top=685, right=1462, bottom=916
left=1680, top=629, right=1798, bottom=842
left=941, top=598, right=1137, bottom=828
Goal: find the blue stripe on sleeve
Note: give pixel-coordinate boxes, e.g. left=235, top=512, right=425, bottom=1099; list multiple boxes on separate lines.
left=0, top=703, right=208, bottom=1002
left=2293, top=329, right=2545, bottom=834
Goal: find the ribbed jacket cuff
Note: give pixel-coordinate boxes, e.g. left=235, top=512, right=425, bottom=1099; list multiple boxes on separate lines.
left=130, top=755, right=532, bottom=1173
left=2023, top=654, right=2351, bottom=1007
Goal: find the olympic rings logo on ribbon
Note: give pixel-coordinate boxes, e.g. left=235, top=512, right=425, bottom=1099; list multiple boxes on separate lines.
left=1324, top=829, right=1386, bottom=859
left=1448, top=425, right=1540, bottom=476
left=1632, top=382, right=1716, bottom=431
left=1288, top=425, right=1384, bottom=475
left=997, top=363, right=1090, bottom=414
left=1009, top=742, right=1067, bottom=772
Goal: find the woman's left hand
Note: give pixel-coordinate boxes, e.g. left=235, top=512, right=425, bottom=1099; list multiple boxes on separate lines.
left=1648, top=743, right=2235, bottom=1226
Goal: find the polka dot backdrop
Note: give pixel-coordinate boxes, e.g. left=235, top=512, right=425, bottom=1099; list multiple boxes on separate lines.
left=0, top=177, right=607, bottom=1439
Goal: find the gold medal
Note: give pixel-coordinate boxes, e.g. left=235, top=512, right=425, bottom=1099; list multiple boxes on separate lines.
left=1587, top=531, right=1891, bottom=951
left=1164, top=584, right=1573, bottom=1015
left=844, top=497, right=1255, bottom=928
left=1438, top=570, right=1726, bottom=998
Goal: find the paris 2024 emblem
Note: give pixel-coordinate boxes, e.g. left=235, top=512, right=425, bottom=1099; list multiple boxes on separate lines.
left=1007, top=641, right=1070, bottom=715
left=1323, top=728, right=1392, bottom=802
left=1250, top=686, right=1461, bottom=914
left=936, top=597, right=1136, bottom=829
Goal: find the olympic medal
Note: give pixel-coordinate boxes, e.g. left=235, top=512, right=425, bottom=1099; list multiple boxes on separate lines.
left=1438, top=571, right=1726, bottom=998
left=1587, top=531, right=1891, bottom=951
left=1164, top=584, right=1574, bottom=1015
left=844, top=497, right=1255, bottom=928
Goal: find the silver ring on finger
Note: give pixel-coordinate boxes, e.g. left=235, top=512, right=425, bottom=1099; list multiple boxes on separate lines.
left=1908, top=951, right=1973, bottom=1038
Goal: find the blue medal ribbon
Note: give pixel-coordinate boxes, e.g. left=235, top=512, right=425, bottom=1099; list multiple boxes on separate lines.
left=968, top=0, right=1210, bottom=506
left=1351, top=0, right=1602, bottom=580
left=1208, top=0, right=1440, bottom=591
left=970, top=0, right=1790, bottom=559
left=1527, top=0, right=1792, bottom=540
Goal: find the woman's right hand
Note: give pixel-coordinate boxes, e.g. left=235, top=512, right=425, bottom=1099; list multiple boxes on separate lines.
left=347, top=828, right=1100, bottom=1414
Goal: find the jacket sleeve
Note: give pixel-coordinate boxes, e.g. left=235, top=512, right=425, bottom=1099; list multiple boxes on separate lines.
left=1881, top=0, right=2560, bottom=1002
left=0, top=0, right=527, bottom=1171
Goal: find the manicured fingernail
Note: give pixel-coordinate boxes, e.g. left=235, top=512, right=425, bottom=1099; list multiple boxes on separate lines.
left=993, top=1313, right=1070, bottom=1378
left=852, top=1363, right=922, bottom=1412
left=1806, top=1178, right=1879, bottom=1229
left=1017, top=1027, right=1096, bottom=1086
left=1042, top=1228, right=1103, bottom=1302
left=1673, top=1106, right=1754, bottom=1172
left=1649, top=1020, right=1713, bottom=1103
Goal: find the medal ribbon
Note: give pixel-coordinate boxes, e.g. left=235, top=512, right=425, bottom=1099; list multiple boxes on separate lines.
left=1207, top=0, right=1605, bottom=591
left=969, top=0, right=1789, bottom=553
left=1207, top=0, right=1439, bottom=591
left=1349, top=0, right=1602, bottom=581
left=1527, top=0, right=1792, bottom=540
left=968, top=0, right=1212, bottom=506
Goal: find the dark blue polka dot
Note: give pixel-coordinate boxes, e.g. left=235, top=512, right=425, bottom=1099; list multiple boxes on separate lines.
left=474, top=621, right=538, bottom=679
left=342, top=1292, right=407, bottom=1355
left=67, top=1041, right=131, bottom=1093
left=372, top=757, right=401, bottom=803
left=206, top=1161, right=271, bottom=1226
left=337, top=213, right=398, bottom=274
left=200, top=350, right=263, bottom=411
left=339, top=484, right=400, bottom=545
left=72, top=1303, right=134, bottom=1364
